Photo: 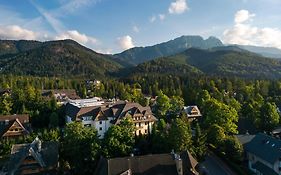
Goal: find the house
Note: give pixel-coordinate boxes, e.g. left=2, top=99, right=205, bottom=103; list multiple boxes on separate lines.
left=65, top=101, right=157, bottom=138
left=41, top=89, right=80, bottom=105
left=0, top=89, right=11, bottom=96
left=242, top=133, right=281, bottom=175
left=94, top=151, right=199, bottom=175
left=0, top=114, right=31, bottom=139
left=1, top=137, right=59, bottom=175
left=183, top=106, right=202, bottom=121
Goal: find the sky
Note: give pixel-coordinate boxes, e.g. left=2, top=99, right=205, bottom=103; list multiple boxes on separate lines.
left=0, top=0, right=281, bottom=54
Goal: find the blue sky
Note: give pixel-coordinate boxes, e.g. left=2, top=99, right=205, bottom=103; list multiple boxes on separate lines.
left=0, top=0, right=281, bottom=53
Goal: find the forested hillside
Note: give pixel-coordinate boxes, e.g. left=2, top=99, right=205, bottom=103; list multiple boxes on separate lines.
left=127, top=48, right=281, bottom=79
left=0, top=40, right=122, bottom=78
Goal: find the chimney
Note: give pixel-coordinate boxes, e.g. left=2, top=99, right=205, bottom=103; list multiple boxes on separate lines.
left=174, top=154, right=183, bottom=175
left=35, top=137, right=42, bottom=152
left=171, top=150, right=183, bottom=175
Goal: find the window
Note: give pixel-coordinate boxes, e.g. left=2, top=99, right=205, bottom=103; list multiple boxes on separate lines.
left=139, top=123, right=141, bottom=127
left=84, top=124, right=91, bottom=127
left=138, top=130, right=141, bottom=135
left=99, top=127, right=102, bottom=131
left=99, top=121, right=102, bottom=124
left=145, top=129, right=148, bottom=134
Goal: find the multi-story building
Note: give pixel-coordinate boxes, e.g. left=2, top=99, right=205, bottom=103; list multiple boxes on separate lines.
left=243, top=133, right=281, bottom=175
left=65, top=101, right=157, bottom=138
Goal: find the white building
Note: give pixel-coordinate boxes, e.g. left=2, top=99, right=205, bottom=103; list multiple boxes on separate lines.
left=65, top=101, right=157, bottom=138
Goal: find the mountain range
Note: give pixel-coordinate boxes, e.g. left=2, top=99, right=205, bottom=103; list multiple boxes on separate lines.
left=1, top=36, right=281, bottom=79
left=0, top=39, right=121, bottom=78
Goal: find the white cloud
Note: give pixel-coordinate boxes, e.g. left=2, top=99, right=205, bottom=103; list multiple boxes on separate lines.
left=223, top=10, right=281, bottom=49
left=168, top=0, right=188, bottom=14
left=149, top=16, right=156, bottom=23
left=55, top=30, right=98, bottom=45
left=0, top=25, right=38, bottom=40
left=117, top=35, right=135, bottom=50
left=133, top=25, right=140, bottom=33
left=159, top=14, right=166, bottom=21
left=234, top=9, right=255, bottom=24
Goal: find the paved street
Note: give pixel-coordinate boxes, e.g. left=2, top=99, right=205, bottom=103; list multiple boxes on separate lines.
left=200, top=152, right=237, bottom=175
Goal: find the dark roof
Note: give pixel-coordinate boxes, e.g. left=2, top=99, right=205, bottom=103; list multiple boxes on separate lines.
left=2, top=138, right=59, bottom=174
left=42, top=89, right=80, bottom=100
left=0, top=114, right=29, bottom=123
left=65, top=101, right=157, bottom=123
left=252, top=161, right=278, bottom=175
left=236, top=134, right=255, bottom=145
left=245, top=133, right=281, bottom=164
left=95, top=152, right=198, bottom=175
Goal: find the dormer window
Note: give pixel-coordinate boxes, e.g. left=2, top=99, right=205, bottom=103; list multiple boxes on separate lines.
left=83, top=116, right=92, bottom=121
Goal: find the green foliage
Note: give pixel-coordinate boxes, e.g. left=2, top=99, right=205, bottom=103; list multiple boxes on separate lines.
left=0, top=93, right=13, bottom=114
left=193, top=123, right=207, bottom=160
left=103, top=117, right=135, bottom=158
left=203, top=98, right=238, bottom=134
left=207, top=124, right=226, bottom=147
left=260, top=102, right=280, bottom=131
left=150, top=119, right=170, bottom=153
left=62, top=122, right=100, bottom=174
left=49, top=112, right=59, bottom=128
left=168, top=117, right=193, bottom=153
left=155, top=91, right=171, bottom=117
left=223, top=136, right=243, bottom=162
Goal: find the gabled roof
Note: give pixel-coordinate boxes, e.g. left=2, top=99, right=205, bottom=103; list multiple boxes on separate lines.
left=245, top=133, right=281, bottom=164
left=95, top=152, right=198, bottom=175
left=0, top=114, right=30, bottom=138
left=1, top=118, right=29, bottom=137
left=183, top=106, right=202, bottom=117
left=65, top=101, right=157, bottom=123
left=2, top=138, right=58, bottom=174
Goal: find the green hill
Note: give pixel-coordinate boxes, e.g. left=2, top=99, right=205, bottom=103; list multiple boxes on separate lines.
left=0, top=39, right=122, bottom=78
left=127, top=48, right=281, bottom=79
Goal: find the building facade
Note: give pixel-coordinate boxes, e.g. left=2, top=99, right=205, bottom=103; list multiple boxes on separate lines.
left=65, top=101, right=157, bottom=138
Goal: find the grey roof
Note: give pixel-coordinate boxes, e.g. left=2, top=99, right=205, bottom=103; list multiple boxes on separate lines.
left=235, top=134, right=255, bottom=145
left=252, top=161, right=278, bottom=175
left=95, top=152, right=198, bottom=175
left=245, top=133, right=281, bottom=164
left=2, top=138, right=58, bottom=174
left=65, top=101, right=157, bottom=124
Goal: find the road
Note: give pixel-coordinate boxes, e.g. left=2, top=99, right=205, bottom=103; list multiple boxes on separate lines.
left=200, top=152, right=238, bottom=175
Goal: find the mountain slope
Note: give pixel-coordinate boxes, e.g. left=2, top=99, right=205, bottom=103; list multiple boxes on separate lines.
left=237, top=45, right=281, bottom=59
left=128, top=48, right=281, bottom=79
left=114, top=35, right=223, bottom=66
left=0, top=40, right=42, bottom=56
left=0, top=40, right=122, bottom=78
